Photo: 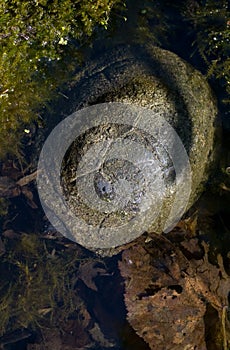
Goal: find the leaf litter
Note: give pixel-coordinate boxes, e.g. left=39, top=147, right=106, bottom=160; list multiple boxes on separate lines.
left=118, top=231, right=230, bottom=350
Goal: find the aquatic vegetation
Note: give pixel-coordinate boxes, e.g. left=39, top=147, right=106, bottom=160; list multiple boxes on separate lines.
left=187, top=0, right=230, bottom=102
left=133, top=0, right=170, bottom=46
left=0, top=233, right=81, bottom=336
left=107, top=0, right=170, bottom=47
left=0, top=0, right=125, bottom=158
left=0, top=198, right=9, bottom=217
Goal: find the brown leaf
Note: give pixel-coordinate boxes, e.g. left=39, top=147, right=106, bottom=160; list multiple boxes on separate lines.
left=118, top=234, right=230, bottom=350
left=176, top=214, right=198, bottom=237
left=2, top=229, right=20, bottom=239
left=180, top=237, right=203, bottom=258
left=62, top=318, right=91, bottom=348
left=78, top=260, right=109, bottom=291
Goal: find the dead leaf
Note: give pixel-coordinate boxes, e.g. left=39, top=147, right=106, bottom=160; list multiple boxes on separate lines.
left=176, top=214, right=198, bottom=237
left=61, top=318, right=91, bottom=348
left=78, top=260, right=110, bottom=291
left=118, top=233, right=230, bottom=350
left=180, top=237, right=203, bottom=259
left=89, top=323, right=115, bottom=348
left=28, top=305, right=92, bottom=350
left=2, top=229, right=20, bottom=239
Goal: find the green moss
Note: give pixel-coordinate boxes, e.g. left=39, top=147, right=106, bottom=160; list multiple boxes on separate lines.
left=0, top=0, right=125, bottom=158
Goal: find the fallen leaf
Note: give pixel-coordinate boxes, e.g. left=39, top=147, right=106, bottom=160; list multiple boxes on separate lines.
left=118, top=233, right=230, bottom=350
left=78, top=260, right=110, bottom=291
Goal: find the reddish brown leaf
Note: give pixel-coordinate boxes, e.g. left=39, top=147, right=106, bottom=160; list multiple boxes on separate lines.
left=118, top=234, right=230, bottom=350
left=78, top=260, right=109, bottom=291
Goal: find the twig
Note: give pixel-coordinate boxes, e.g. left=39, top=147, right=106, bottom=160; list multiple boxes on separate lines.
left=221, top=305, right=228, bottom=350
left=16, top=170, right=39, bottom=187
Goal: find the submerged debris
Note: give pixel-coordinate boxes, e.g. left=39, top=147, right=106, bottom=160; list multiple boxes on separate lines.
left=118, top=232, right=230, bottom=350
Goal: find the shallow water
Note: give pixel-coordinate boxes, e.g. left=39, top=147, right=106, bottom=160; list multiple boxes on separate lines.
left=0, top=1, right=230, bottom=349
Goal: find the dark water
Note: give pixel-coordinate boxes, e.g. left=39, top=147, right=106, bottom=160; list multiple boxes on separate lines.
left=1, top=1, right=230, bottom=349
